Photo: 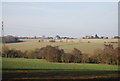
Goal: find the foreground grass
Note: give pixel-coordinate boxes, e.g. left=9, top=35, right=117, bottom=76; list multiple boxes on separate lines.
left=2, top=58, right=119, bottom=80
left=3, top=58, right=118, bottom=71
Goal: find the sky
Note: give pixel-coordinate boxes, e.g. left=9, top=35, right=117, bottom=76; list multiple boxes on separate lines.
left=1, top=2, right=118, bottom=38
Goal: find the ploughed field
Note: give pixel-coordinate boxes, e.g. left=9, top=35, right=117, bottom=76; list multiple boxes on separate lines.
left=2, top=58, right=119, bottom=80
left=3, top=39, right=118, bottom=54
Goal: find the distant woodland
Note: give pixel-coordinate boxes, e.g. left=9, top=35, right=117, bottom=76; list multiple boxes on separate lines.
left=1, top=35, right=20, bottom=43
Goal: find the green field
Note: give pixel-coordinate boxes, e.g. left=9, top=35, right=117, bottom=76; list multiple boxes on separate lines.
left=2, top=58, right=119, bottom=80
left=3, top=58, right=118, bottom=71
left=3, top=39, right=118, bottom=54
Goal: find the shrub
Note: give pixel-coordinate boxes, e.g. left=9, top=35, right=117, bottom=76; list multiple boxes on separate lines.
left=93, top=44, right=119, bottom=65
left=71, top=48, right=83, bottom=63
left=2, top=46, right=23, bottom=58
left=2, top=46, right=10, bottom=57
left=23, top=50, right=35, bottom=59
left=82, top=54, right=89, bottom=63
left=61, top=53, right=75, bottom=63
left=38, top=46, right=64, bottom=62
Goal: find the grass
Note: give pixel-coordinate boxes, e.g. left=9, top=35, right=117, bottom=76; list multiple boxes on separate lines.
left=2, top=39, right=118, bottom=54
left=3, top=58, right=118, bottom=71
left=2, top=58, right=119, bottom=80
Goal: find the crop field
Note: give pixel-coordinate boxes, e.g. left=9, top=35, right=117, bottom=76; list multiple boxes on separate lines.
left=3, top=39, right=118, bottom=54
left=2, top=58, right=119, bottom=80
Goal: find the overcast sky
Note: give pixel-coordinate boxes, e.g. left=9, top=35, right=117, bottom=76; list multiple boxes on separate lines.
left=2, top=2, right=118, bottom=38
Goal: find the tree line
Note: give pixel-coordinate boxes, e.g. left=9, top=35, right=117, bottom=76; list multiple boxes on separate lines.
left=1, top=36, right=21, bottom=43
left=2, top=44, right=120, bottom=65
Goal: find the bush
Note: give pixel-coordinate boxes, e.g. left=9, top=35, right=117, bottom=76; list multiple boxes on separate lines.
left=46, top=46, right=64, bottom=62
left=2, top=46, right=23, bottom=58
left=71, top=48, right=83, bottom=63
left=35, top=46, right=64, bottom=62
left=93, top=44, right=119, bottom=65
left=23, top=50, right=35, bottom=59
left=82, top=54, right=89, bottom=63
left=61, top=53, right=75, bottom=63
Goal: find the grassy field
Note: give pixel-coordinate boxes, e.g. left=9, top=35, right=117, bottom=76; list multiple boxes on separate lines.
left=3, top=39, right=118, bottom=54
left=2, top=39, right=119, bottom=80
left=2, top=58, right=119, bottom=80
left=3, top=58, right=118, bottom=71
